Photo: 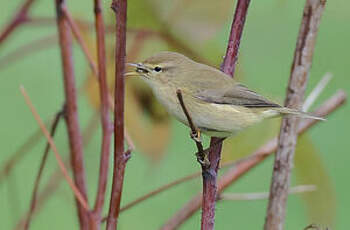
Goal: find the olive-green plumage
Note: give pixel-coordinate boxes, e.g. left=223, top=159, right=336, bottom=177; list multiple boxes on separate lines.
left=126, top=51, right=323, bottom=137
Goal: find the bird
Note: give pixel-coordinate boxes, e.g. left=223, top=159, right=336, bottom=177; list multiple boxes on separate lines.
left=125, top=51, right=323, bottom=138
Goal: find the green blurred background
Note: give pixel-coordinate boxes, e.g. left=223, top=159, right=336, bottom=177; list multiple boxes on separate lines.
left=0, top=0, right=349, bottom=229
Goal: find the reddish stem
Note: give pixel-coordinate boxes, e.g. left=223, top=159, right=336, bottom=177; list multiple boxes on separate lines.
left=55, top=0, right=89, bottom=228
left=0, top=0, right=35, bottom=46
left=93, top=0, right=113, bottom=224
left=201, top=1, right=251, bottom=229
left=221, top=0, right=251, bottom=75
left=106, top=0, right=129, bottom=229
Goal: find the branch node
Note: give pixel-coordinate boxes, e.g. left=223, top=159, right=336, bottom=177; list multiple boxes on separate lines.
left=123, top=149, right=131, bottom=162
left=110, top=2, right=118, bottom=13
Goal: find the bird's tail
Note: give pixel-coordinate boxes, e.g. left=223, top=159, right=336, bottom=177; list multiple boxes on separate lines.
left=276, top=107, right=325, bottom=121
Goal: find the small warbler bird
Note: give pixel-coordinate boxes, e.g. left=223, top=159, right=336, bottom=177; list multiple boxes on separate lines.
left=126, top=51, right=323, bottom=137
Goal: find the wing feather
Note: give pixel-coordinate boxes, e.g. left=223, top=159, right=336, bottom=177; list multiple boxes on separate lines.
left=195, top=83, right=281, bottom=108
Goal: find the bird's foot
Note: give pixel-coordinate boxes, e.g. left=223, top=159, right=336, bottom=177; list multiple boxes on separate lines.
left=190, top=129, right=202, bottom=143
left=196, top=148, right=210, bottom=168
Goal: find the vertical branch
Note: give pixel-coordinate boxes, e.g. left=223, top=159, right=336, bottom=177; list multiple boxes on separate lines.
left=221, top=0, right=251, bottom=76
left=201, top=1, right=251, bottom=230
left=93, top=0, right=113, bottom=223
left=55, top=0, right=89, bottom=229
left=106, top=0, right=129, bottom=229
left=0, top=0, right=35, bottom=46
left=264, top=1, right=326, bottom=230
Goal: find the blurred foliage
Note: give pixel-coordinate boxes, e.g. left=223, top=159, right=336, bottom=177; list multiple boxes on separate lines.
left=295, top=135, right=336, bottom=228
left=0, top=0, right=349, bottom=229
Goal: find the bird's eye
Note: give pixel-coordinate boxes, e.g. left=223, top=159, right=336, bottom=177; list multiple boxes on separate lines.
left=154, top=66, right=162, bottom=72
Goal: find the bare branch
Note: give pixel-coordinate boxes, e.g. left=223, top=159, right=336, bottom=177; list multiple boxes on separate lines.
left=106, top=0, right=130, bottom=229
left=303, top=72, right=332, bottom=111
left=55, top=0, right=90, bottom=228
left=264, top=1, right=326, bottom=229
left=92, top=0, right=113, bottom=226
left=98, top=159, right=248, bottom=223
left=0, top=0, right=35, bottom=46
left=161, top=90, right=346, bottom=230
left=201, top=1, right=251, bottom=229
left=218, top=185, right=316, bottom=201
left=221, top=0, right=251, bottom=76
left=23, top=109, right=64, bottom=230
left=20, top=86, right=90, bottom=211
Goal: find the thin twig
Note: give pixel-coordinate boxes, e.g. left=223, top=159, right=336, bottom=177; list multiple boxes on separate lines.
left=218, top=185, right=316, bottom=201
left=92, top=0, right=113, bottom=226
left=118, top=157, right=251, bottom=213
left=0, top=0, right=35, bottom=46
left=55, top=0, right=90, bottom=228
left=61, top=7, right=98, bottom=76
left=221, top=0, right=251, bottom=75
left=303, top=72, right=332, bottom=111
left=264, top=1, right=326, bottom=230
left=99, top=158, right=247, bottom=223
left=161, top=90, right=346, bottom=230
left=120, top=172, right=200, bottom=213
left=13, top=111, right=101, bottom=230
left=0, top=34, right=57, bottom=70
left=106, top=0, right=129, bottom=229
left=23, top=109, right=64, bottom=230
left=20, top=86, right=90, bottom=211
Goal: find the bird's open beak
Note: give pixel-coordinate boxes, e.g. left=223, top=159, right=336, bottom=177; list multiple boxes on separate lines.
left=125, top=62, right=149, bottom=77
left=124, top=63, right=140, bottom=77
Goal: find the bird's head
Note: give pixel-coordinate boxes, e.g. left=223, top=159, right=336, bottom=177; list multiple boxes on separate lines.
left=125, top=51, right=193, bottom=85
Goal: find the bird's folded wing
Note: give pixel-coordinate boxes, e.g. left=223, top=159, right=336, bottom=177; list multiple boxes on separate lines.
left=195, top=84, right=281, bottom=108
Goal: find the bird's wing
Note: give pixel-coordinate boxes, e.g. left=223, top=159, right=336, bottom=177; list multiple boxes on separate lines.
left=195, top=83, right=281, bottom=108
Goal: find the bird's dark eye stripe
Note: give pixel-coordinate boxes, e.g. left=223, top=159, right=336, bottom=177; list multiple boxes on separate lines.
left=154, top=66, right=162, bottom=72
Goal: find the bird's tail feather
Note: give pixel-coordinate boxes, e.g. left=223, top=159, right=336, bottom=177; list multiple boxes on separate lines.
left=276, top=107, right=325, bottom=121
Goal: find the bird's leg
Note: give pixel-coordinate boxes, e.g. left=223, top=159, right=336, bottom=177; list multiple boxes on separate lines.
left=190, top=129, right=210, bottom=167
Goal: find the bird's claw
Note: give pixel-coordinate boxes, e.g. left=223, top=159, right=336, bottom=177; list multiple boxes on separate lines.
left=190, top=130, right=201, bottom=143
left=196, top=148, right=210, bottom=168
